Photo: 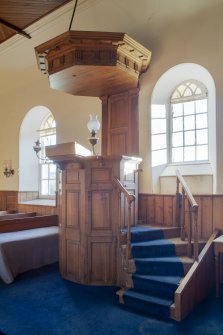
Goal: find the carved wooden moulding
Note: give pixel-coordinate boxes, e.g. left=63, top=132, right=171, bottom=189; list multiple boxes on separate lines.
left=35, top=30, right=151, bottom=97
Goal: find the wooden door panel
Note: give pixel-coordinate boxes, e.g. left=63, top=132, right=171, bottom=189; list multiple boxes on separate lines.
left=91, top=191, right=111, bottom=229
left=66, top=191, right=80, bottom=228
left=110, top=132, right=127, bottom=155
left=66, top=241, right=81, bottom=281
left=90, top=240, right=114, bottom=284
left=91, top=168, right=112, bottom=184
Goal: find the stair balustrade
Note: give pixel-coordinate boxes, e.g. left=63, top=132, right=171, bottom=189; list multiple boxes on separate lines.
left=175, top=169, right=199, bottom=261
left=113, top=177, right=135, bottom=262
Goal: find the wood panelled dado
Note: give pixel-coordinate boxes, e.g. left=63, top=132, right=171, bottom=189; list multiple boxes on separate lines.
left=101, top=89, right=139, bottom=157
left=0, top=191, right=18, bottom=211
left=53, top=155, right=140, bottom=286
left=18, top=204, right=57, bottom=216
left=138, top=194, right=223, bottom=239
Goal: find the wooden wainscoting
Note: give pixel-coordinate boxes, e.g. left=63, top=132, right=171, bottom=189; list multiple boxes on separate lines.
left=0, top=191, right=18, bottom=212
left=17, top=203, right=58, bottom=216
left=138, top=194, right=223, bottom=239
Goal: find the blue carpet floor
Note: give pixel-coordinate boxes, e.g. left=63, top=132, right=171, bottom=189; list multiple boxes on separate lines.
left=0, top=263, right=223, bottom=335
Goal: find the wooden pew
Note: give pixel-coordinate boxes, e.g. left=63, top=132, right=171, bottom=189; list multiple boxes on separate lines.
left=0, top=214, right=58, bottom=233
left=0, top=212, right=36, bottom=221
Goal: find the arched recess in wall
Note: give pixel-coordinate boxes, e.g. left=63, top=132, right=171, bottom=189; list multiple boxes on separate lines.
left=19, top=106, right=54, bottom=195
left=151, top=63, right=216, bottom=194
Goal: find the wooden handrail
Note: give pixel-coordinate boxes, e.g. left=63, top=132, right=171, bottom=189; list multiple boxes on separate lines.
left=113, top=177, right=136, bottom=261
left=176, top=170, right=198, bottom=209
left=176, top=169, right=199, bottom=260
left=113, top=177, right=135, bottom=204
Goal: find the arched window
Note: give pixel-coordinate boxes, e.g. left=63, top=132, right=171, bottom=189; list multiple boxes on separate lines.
left=170, top=80, right=208, bottom=163
left=39, top=114, right=56, bottom=198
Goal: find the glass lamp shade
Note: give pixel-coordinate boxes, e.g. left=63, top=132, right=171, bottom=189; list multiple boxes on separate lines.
left=87, top=115, right=100, bottom=135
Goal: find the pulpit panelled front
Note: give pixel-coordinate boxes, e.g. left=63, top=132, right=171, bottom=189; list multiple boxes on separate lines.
left=56, top=155, right=141, bottom=286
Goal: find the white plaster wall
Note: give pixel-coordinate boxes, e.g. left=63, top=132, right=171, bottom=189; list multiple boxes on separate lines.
left=0, top=78, right=101, bottom=191
left=138, top=1, right=223, bottom=194
left=159, top=175, right=213, bottom=195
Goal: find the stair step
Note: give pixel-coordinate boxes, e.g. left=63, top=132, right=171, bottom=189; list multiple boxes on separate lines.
left=138, top=225, right=181, bottom=240
left=130, top=226, right=165, bottom=243
left=121, top=226, right=181, bottom=245
left=131, top=239, right=177, bottom=258
left=134, top=256, right=188, bottom=276
left=132, top=274, right=181, bottom=299
left=123, top=289, right=172, bottom=319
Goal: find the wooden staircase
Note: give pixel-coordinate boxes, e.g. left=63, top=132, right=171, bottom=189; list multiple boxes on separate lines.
left=117, top=225, right=206, bottom=320
left=114, top=169, right=218, bottom=321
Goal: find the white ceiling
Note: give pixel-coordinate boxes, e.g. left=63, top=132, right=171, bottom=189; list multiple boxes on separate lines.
left=0, top=0, right=222, bottom=95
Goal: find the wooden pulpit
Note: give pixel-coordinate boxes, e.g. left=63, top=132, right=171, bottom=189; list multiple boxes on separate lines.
left=46, top=143, right=141, bottom=285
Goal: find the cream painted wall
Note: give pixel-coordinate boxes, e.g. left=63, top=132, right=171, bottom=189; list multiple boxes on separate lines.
left=0, top=77, right=101, bottom=191
left=138, top=1, right=223, bottom=194
left=1, top=0, right=223, bottom=195
left=159, top=175, right=213, bottom=195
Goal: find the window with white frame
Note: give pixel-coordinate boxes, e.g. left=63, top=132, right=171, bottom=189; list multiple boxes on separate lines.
left=170, top=80, right=208, bottom=163
left=151, top=80, right=208, bottom=167
left=151, top=104, right=167, bottom=167
left=39, top=114, right=56, bottom=198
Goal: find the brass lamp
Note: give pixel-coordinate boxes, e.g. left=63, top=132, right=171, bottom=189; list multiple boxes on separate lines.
left=87, top=115, right=100, bottom=155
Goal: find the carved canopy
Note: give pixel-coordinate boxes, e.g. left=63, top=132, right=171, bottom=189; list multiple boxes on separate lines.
left=35, top=30, right=151, bottom=97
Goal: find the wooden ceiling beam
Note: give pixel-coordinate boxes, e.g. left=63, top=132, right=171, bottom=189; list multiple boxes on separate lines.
left=0, top=18, right=31, bottom=39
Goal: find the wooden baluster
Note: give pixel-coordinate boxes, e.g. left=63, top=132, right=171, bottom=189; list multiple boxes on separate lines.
left=192, top=207, right=199, bottom=261
left=187, top=204, right=192, bottom=258
left=126, top=201, right=132, bottom=261
left=181, top=189, right=186, bottom=241
left=175, top=177, right=181, bottom=227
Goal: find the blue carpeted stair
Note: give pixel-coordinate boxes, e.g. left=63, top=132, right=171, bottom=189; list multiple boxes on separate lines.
left=121, top=227, right=191, bottom=319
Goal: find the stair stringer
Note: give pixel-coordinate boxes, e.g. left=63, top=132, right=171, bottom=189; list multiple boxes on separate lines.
left=170, top=230, right=219, bottom=321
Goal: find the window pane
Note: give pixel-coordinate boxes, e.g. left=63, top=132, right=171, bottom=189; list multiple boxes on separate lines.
left=185, top=130, right=195, bottom=145
left=184, top=101, right=194, bottom=115
left=151, top=105, right=166, bottom=118
left=50, top=135, right=56, bottom=145
left=195, top=99, right=207, bottom=114
left=172, top=132, right=183, bottom=147
left=152, top=149, right=167, bottom=167
left=41, top=164, right=48, bottom=179
left=49, top=164, right=56, bottom=179
left=184, top=115, right=195, bottom=130
left=172, top=147, right=183, bottom=162
left=196, top=145, right=208, bottom=160
left=49, top=180, right=56, bottom=195
left=152, top=134, right=166, bottom=150
left=184, top=146, right=195, bottom=161
left=184, top=87, right=192, bottom=97
left=196, top=113, right=207, bottom=129
left=172, top=117, right=183, bottom=131
left=172, top=104, right=183, bottom=117
left=41, top=180, right=48, bottom=195
left=197, top=129, right=208, bottom=144
left=152, top=119, right=166, bottom=134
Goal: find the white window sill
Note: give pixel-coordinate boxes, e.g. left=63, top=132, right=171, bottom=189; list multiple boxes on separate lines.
left=19, top=199, right=56, bottom=207
left=160, top=161, right=213, bottom=177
